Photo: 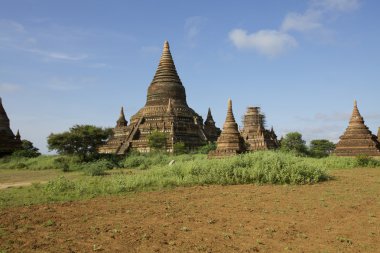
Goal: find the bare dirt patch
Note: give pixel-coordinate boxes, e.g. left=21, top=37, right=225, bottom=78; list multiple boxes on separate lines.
left=1, top=168, right=379, bottom=252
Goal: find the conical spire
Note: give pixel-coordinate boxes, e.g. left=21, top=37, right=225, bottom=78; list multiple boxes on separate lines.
left=208, top=98, right=245, bottom=158
left=349, top=99, right=364, bottom=124
left=116, top=106, right=128, bottom=127
left=334, top=100, right=380, bottom=156
left=225, top=99, right=236, bottom=124
left=151, top=41, right=182, bottom=86
left=15, top=129, right=21, bottom=140
left=205, top=108, right=215, bottom=123
left=146, top=41, right=187, bottom=106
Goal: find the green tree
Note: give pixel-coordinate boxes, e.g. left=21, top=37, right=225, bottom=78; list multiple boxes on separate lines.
left=12, top=140, right=41, bottom=158
left=309, top=139, right=335, bottom=158
left=280, top=132, right=308, bottom=155
left=47, top=125, right=112, bottom=161
left=148, top=131, right=167, bottom=151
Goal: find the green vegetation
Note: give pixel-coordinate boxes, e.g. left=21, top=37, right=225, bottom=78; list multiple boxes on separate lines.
left=309, top=139, right=336, bottom=158
left=147, top=130, right=167, bottom=151
left=197, top=142, right=217, bottom=154
left=12, top=139, right=41, bottom=158
left=0, top=155, right=59, bottom=170
left=280, top=132, right=308, bottom=156
left=47, top=125, right=112, bottom=161
left=173, top=141, right=186, bottom=155
left=1, top=148, right=380, bottom=208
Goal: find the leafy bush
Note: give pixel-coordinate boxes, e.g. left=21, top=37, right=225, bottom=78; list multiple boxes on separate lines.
left=12, top=140, right=41, bottom=158
left=355, top=154, right=380, bottom=167
left=82, top=160, right=116, bottom=176
left=197, top=142, right=217, bottom=154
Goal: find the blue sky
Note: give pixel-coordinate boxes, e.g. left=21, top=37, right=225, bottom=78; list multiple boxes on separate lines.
left=1, top=0, right=379, bottom=153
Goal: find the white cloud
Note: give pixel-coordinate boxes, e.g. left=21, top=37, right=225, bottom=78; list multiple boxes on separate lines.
left=184, top=16, right=204, bottom=47
left=0, top=20, right=25, bottom=32
left=229, top=0, right=360, bottom=57
left=0, top=83, right=22, bottom=92
left=281, top=10, right=322, bottom=32
left=229, top=29, right=297, bottom=57
left=312, top=0, right=360, bottom=12
left=24, top=48, right=88, bottom=61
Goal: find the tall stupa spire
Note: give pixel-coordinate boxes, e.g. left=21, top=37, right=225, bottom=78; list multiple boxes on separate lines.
left=146, top=41, right=187, bottom=106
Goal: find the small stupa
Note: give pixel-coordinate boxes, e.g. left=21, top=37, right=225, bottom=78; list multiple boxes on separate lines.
left=241, top=106, right=279, bottom=151
left=333, top=100, right=380, bottom=156
left=208, top=99, right=245, bottom=158
left=0, top=98, right=22, bottom=156
left=203, top=108, right=221, bottom=142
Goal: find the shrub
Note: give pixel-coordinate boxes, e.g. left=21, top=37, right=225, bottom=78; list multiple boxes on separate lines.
left=355, top=154, right=380, bottom=167
left=83, top=160, right=115, bottom=176
left=197, top=142, right=217, bottom=154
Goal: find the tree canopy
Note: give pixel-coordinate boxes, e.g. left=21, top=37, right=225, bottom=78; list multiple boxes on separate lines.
left=309, top=139, right=336, bottom=158
left=12, top=140, right=41, bottom=158
left=280, top=132, right=308, bottom=155
left=47, top=125, right=112, bottom=160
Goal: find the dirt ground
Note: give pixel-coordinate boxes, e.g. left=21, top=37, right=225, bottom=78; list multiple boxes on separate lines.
left=1, top=168, right=379, bottom=253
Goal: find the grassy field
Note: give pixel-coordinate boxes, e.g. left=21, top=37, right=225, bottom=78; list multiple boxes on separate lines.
left=0, top=151, right=379, bottom=208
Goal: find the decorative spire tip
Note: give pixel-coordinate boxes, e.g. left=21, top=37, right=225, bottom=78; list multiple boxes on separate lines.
left=164, top=40, right=169, bottom=49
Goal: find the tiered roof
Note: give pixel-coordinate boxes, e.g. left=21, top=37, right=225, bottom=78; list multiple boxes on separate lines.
left=208, top=99, right=245, bottom=158
left=333, top=100, right=380, bottom=156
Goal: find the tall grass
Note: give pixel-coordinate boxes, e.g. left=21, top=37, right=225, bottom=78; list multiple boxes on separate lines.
left=0, top=152, right=329, bottom=207
left=0, top=155, right=61, bottom=170
left=2, top=151, right=380, bottom=207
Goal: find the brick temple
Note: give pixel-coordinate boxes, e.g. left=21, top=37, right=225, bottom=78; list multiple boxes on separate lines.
left=208, top=99, right=246, bottom=158
left=333, top=100, right=380, bottom=156
left=0, top=98, right=21, bottom=156
left=99, top=41, right=220, bottom=154
left=241, top=107, right=279, bottom=151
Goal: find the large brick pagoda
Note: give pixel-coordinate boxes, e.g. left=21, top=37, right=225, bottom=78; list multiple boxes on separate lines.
left=99, top=41, right=220, bottom=154
left=0, top=98, right=22, bottom=156
left=333, top=100, right=380, bottom=156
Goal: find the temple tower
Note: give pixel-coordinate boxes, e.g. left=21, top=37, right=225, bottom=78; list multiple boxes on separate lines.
left=0, top=98, right=22, bottom=156
left=333, top=100, right=380, bottom=156
left=99, top=41, right=219, bottom=154
left=203, top=108, right=221, bottom=142
left=241, top=107, right=279, bottom=151
left=208, top=99, right=245, bottom=158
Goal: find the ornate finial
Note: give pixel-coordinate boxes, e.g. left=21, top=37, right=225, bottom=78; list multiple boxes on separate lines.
left=354, top=99, right=357, bottom=107
left=120, top=106, right=125, bottom=117
left=164, top=40, right=170, bottom=49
